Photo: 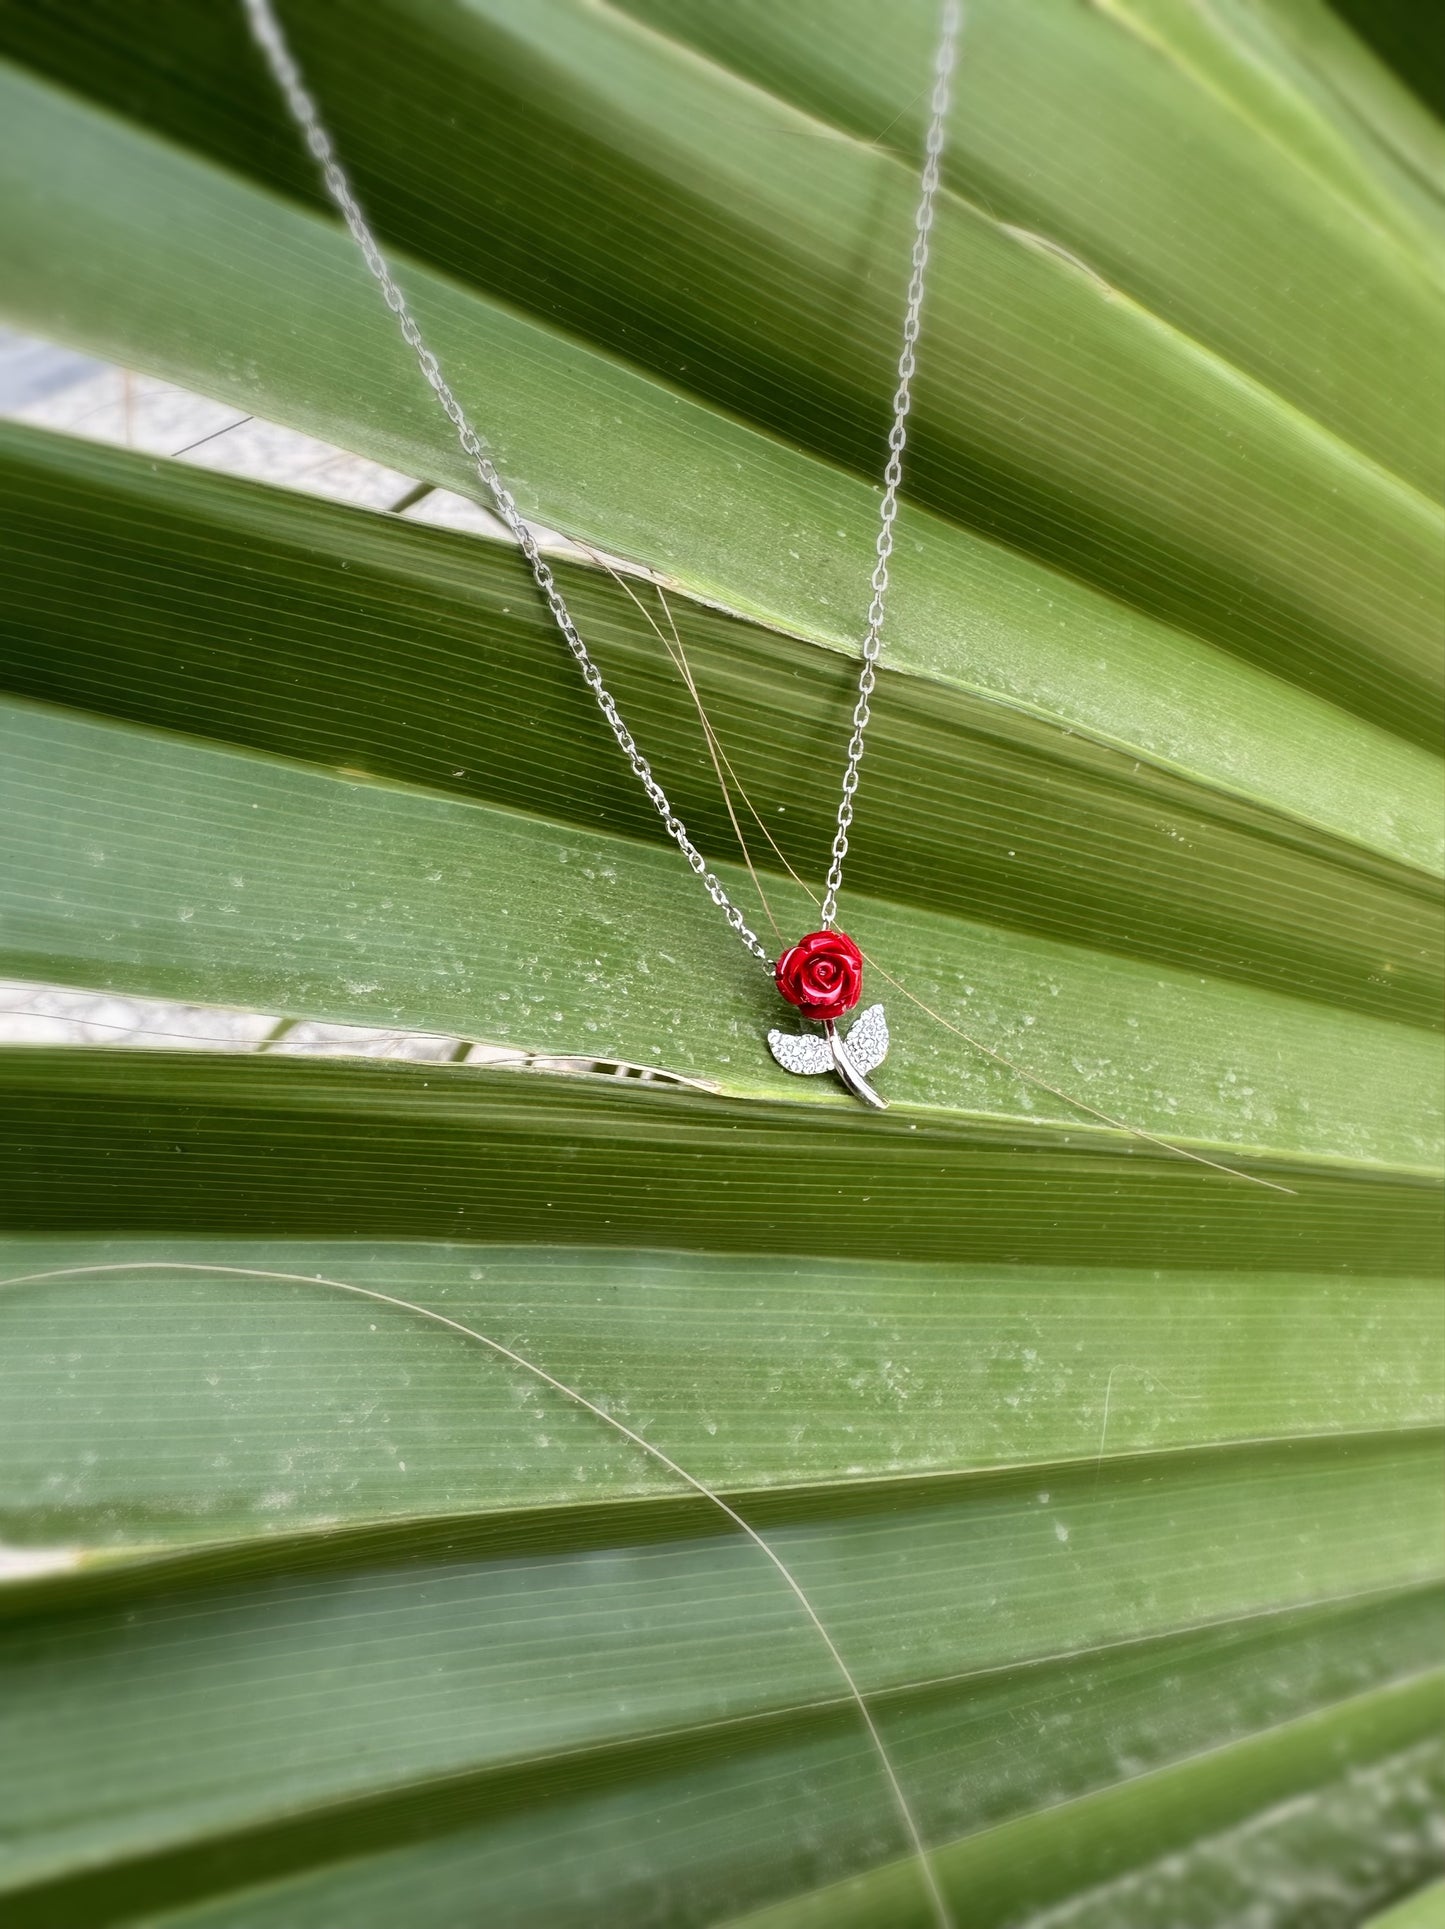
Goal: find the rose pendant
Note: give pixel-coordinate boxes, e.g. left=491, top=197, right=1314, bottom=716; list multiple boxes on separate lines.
left=768, top=929, right=889, bottom=1109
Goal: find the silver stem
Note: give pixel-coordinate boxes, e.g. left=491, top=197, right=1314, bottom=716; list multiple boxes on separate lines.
left=823, top=1020, right=889, bottom=1109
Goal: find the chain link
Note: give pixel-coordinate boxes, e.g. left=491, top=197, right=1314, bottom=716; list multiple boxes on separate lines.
left=243, top=0, right=957, bottom=964
left=820, top=0, right=960, bottom=929
left=241, top=0, right=773, bottom=966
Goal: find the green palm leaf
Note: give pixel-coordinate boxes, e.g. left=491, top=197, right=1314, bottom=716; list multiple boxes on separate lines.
left=0, top=2, right=1440, bottom=1924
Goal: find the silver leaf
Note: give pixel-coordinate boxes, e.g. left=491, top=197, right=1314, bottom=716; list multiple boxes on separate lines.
left=767, top=1028, right=833, bottom=1075
left=843, top=1003, right=889, bottom=1076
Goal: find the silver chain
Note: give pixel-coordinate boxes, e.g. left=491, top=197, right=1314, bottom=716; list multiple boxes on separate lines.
left=821, top=0, right=960, bottom=929
left=242, top=0, right=958, bottom=963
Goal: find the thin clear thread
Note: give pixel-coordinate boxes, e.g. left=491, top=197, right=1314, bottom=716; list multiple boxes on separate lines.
left=1, top=1258, right=956, bottom=1928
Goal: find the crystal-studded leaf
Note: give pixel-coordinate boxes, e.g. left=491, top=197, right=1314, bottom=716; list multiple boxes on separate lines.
left=767, top=1027, right=834, bottom=1076
left=843, top=1003, right=889, bottom=1077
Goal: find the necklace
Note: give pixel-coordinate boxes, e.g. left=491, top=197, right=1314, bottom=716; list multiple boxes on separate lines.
left=242, top=0, right=962, bottom=1110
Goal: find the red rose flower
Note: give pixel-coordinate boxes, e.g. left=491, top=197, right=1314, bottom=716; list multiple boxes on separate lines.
left=775, top=929, right=864, bottom=1024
